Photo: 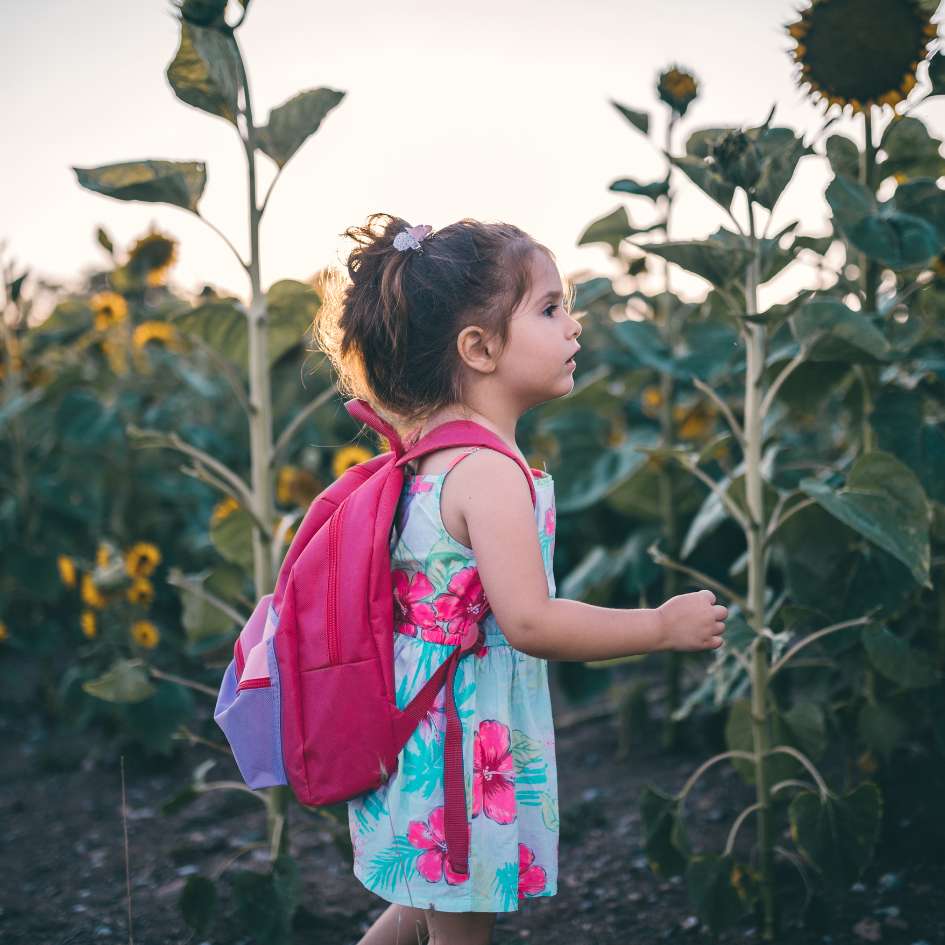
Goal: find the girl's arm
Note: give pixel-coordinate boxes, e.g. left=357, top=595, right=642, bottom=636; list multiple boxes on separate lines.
left=455, top=449, right=725, bottom=662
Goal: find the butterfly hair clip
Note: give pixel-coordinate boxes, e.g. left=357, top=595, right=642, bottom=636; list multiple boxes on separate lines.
left=393, top=224, right=434, bottom=253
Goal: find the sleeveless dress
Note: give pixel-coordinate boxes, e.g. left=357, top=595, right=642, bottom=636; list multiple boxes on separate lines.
left=347, top=446, right=560, bottom=913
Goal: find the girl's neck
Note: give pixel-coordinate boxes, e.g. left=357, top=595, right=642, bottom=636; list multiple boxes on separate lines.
left=415, top=405, right=521, bottom=457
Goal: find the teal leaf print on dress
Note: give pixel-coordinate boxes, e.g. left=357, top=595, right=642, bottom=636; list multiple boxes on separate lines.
left=354, top=791, right=388, bottom=834
left=365, top=835, right=422, bottom=893
left=493, top=861, right=519, bottom=911
left=403, top=729, right=443, bottom=798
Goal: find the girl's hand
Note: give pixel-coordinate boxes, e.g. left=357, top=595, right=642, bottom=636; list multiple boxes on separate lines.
left=657, top=589, right=728, bottom=652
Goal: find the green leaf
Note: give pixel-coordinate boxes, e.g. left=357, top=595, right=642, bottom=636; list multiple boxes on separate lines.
left=880, top=116, right=945, bottom=183
left=172, top=280, right=319, bottom=374
left=125, top=681, right=196, bottom=755
left=639, top=785, right=689, bottom=878
left=82, top=658, right=156, bottom=704
left=608, top=177, right=669, bottom=201
left=782, top=702, right=826, bottom=761
left=789, top=298, right=891, bottom=363
left=577, top=205, right=634, bottom=255
left=826, top=176, right=941, bottom=269
left=667, top=153, right=736, bottom=213
left=636, top=232, right=752, bottom=288
left=210, top=503, right=255, bottom=572
left=555, top=429, right=660, bottom=514
left=610, top=100, right=649, bottom=135
left=789, top=784, right=882, bottom=891
left=825, top=133, right=860, bottom=180
left=750, top=126, right=812, bottom=212
left=892, top=177, right=945, bottom=246
left=862, top=624, right=939, bottom=689
left=611, top=317, right=683, bottom=375
left=166, top=21, right=240, bottom=125
left=857, top=702, right=906, bottom=760
left=256, top=88, right=345, bottom=168
left=179, top=874, right=217, bottom=935
left=685, top=853, right=747, bottom=935
left=798, top=451, right=931, bottom=588
left=72, top=160, right=206, bottom=212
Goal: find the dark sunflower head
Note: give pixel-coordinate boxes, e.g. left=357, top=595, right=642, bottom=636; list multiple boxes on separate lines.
left=127, top=231, right=179, bottom=287
left=657, top=66, right=700, bottom=117
left=785, top=0, right=937, bottom=115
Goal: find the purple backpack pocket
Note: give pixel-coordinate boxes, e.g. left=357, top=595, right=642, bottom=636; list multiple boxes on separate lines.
left=213, top=594, right=288, bottom=789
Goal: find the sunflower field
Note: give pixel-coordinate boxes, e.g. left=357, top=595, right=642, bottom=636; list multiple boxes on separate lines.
left=2, top=0, right=944, bottom=943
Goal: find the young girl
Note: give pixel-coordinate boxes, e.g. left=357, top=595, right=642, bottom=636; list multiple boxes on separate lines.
left=311, top=213, right=727, bottom=945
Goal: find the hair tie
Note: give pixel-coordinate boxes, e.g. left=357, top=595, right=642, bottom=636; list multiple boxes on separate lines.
left=393, top=224, right=433, bottom=253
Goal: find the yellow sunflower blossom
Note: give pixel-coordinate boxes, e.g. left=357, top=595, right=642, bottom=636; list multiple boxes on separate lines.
left=130, top=619, right=160, bottom=648
left=211, top=496, right=240, bottom=524
left=641, top=385, right=664, bottom=414
left=332, top=444, right=374, bottom=480
left=127, top=231, right=179, bottom=287
left=275, top=465, right=321, bottom=507
left=90, top=291, right=128, bottom=331
left=675, top=403, right=717, bottom=440
left=124, top=542, right=161, bottom=578
left=126, top=576, right=155, bottom=606
left=132, top=321, right=179, bottom=350
left=80, top=611, right=97, bottom=639
left=57, top=554, right=77, bottom=588
left=785, top=0, right=936, bottom=117
left=0, top=621, right=8, bottom=642
left=96, top=542, right=111, bottom=568
left=80, top=572, right=107, bottom=610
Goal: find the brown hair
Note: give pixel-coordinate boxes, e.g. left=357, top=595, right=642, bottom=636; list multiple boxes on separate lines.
left=309, top=212, right=571, bottom=440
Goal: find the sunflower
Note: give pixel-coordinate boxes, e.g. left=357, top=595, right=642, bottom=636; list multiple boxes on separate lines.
left=127, top=231, right=179, bottom=287
left=126, top=577, right=155, bottom=606
left=785, top=0, right=936, bottom=115
left=132, top=321, right=179, bottom=350
left=657, top=66, right=699, bottom=117
left=130, top=619, right=160, bottom=649
left=100, top=336, right=128, bottom=375
left=96, top=542, right=111, bottom=568
left=58, top=554, right=77, bottom=589
left=275, top=465, right=322, bottom=507
left=0, top=621, right=8, bottom=642
left=80, top=611, right=97, bottom=639
left=640, top=385, right=664, bottom=416
left=674, top=402, right=717, bottom=440
left=80, top=573, right=107, bottom=609
left=211, top=495, right=240, bottom=523
left=332, top=444, right=374, bottom=480
left=124, top=542, right=162, bottom=578
left=90, top=291, right=128, bottom=331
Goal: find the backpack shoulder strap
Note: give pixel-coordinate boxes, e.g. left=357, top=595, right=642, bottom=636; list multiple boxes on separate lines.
left=396, top=420, right=538, bottom=507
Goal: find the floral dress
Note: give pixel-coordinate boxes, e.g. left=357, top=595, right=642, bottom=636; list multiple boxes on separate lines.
left=347, top=446, right=560, bottom=913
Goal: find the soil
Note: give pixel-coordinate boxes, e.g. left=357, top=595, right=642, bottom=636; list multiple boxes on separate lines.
left=2, top=689, right=943, bottom=945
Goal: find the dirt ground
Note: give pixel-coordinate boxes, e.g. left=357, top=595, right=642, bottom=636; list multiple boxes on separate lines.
left=2, top=686, right=943, bottom=945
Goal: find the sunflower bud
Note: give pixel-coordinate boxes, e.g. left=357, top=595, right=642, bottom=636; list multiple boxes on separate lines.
left=657, top=67, right=699, bottom=117
left=708, top=129, right=762, bottom=192
left=175, top=0, right=228, bottom=28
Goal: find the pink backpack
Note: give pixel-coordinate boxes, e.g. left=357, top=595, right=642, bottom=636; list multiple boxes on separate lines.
left=213, top=397, right=538, bottom=875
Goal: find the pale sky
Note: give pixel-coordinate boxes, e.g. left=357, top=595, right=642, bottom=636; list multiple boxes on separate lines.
left=5, top=0, right=945, bottom=321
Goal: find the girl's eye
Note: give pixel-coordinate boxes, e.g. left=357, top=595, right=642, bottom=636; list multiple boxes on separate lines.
left=543, top=304, right=558, bottom=318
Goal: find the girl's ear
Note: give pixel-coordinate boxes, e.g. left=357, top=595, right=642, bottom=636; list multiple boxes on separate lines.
left=456, top=324, right=499, bottom=374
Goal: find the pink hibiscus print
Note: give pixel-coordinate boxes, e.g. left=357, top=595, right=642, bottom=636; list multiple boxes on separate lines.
left=544, top=503, right=555, bottom=536
left=518, top=843, right=547, bottom=899
left=472, top=720, right=516, bottom=824
left=392, top=569, right=439, bottom=637
left=406, top=805, right=470, bottom=886
left=433, top=567, right=490, bottom=639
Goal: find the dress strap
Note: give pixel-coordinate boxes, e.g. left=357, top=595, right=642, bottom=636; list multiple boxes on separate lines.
left=444, top=446, right=482, bottom=473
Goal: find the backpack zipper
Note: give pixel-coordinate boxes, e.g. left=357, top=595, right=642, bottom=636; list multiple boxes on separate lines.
left=326, top=501, right=344, bottom=665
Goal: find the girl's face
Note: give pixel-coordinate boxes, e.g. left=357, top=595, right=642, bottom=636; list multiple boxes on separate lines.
left=494, top=251, right=582, bottom=409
